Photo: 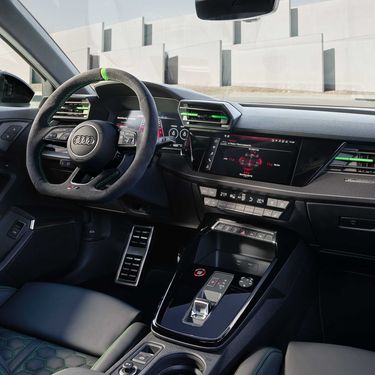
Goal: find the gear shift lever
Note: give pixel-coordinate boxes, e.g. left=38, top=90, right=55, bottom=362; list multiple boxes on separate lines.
left=191, top=298, right=211, bottom=320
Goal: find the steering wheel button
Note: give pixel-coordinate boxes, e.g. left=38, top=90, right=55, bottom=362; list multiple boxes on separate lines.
left=1, top=133, right=12, bottom=141
left=59, top=132, right=70, bottom=141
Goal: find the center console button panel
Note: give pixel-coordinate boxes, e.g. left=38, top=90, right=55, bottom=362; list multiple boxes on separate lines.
left=212, top=219, right=277, bottom=244
left=115, top=343, right=163, bottom=375
left=200, top=185, right=291, bottom=219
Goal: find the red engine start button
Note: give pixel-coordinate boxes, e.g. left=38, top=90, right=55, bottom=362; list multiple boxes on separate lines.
left=194, top=268, right=207, bottom=277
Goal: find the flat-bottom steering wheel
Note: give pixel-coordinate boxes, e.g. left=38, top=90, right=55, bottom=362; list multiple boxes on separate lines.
left=26, top=68, right=158, bottom=202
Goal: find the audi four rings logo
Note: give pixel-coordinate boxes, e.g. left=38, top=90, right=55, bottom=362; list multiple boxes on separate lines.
left=72, top=135, right=96, bottom=146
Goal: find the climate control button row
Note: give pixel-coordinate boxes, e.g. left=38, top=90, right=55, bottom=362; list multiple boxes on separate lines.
left=200, top=185, right=291, bottom=220
left=204, top=197, right=283, bottom=219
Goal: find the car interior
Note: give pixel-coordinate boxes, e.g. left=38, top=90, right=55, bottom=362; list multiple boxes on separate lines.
left=1, top=0, right=375, bottom=374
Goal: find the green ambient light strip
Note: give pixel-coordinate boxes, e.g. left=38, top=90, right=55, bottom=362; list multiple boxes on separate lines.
left=180, top=112, right=228, bottom=120
left=335, top=156, right=374, bottom=163
left=180, top=112, right=199, bottom=117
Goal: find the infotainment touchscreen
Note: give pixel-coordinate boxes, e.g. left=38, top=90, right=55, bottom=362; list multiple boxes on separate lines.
left=203, top=134, right=299, bottom=184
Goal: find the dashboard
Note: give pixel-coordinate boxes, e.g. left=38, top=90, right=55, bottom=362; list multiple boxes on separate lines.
left=40, top=80, right=375, bottom=257
left=44, top=81, right=375, bottom=196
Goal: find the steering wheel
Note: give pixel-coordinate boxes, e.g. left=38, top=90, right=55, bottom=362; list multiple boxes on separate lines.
left=26, top=68, right=158, bottom=202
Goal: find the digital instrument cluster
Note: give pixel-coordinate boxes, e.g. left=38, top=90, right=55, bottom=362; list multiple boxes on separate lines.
left=115, top=110, right=188, bottom=148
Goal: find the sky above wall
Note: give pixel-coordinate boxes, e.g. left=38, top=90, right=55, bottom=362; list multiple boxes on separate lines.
left=21, top=0, right=329, bottom=33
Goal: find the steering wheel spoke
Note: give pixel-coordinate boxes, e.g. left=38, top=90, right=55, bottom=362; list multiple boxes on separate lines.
left=65, top=166, right=78, bottom=184
left=64, top=167, right=114, bottom=191
left=91, top=155, right=134, bottom=189
left=115, top=153, right=135, bottom=174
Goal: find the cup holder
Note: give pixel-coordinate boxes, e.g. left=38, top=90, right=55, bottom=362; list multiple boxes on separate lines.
left=150, top=353, right=205, bottom=375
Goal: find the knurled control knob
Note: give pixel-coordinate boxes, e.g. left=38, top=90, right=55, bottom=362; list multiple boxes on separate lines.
left=239, top=276, right=254, bottom=288
left=119, top=361, right=137, bottom=375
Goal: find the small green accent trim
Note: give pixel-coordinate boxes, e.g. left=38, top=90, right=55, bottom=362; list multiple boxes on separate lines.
left=180, top=112, right=199, bottom=117
left=211, top=114, right=228, bottom=120
left=100, top=68, right=109, bottom=81
left=335, top=156, right=373, bottom=163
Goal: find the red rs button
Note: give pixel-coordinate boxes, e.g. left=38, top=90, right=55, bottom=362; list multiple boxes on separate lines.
left=194, top=268, right=207, bottom=277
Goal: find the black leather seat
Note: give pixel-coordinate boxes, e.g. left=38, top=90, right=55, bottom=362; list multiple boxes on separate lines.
left=0, top=282, right=146, bottom=374
left=235, top=342, right=375, bottom=375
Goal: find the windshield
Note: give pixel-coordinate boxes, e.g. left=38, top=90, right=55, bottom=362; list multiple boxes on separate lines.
left=15, top=0, right=375, bottom=108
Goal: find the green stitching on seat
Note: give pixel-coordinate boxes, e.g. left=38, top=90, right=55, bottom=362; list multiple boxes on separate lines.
left=100, top=68, right=109, bottom=81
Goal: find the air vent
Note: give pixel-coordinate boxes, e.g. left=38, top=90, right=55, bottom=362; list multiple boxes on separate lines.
left=328, top=147, right=375, bottom=175
left=116, top=226, right=154, bottom=286
left=53, top=98, right=90, bottom=120
left=178, top=100, right=241, bottom=130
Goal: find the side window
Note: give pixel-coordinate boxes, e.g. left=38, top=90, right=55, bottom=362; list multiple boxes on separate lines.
left=0, top=37, right=49, bottom=105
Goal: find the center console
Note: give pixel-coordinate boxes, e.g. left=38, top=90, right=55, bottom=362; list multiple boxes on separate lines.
left=152, top=219, right=277, bottom=347
left=105, top=217, right=313, bottom=375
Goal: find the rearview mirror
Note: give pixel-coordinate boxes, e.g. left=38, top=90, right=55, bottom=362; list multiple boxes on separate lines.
left=195, top=0, right=278, bottom=21
left=0, top=71, right=34, bottom=105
